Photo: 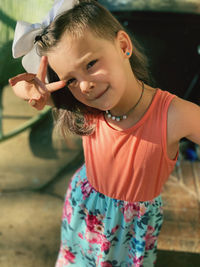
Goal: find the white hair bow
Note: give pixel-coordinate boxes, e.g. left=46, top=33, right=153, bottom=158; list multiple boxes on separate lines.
left=12, top=0, right=75, bottom=74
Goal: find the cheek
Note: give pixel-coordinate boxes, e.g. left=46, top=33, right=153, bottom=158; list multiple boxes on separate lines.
left=69, top=89, right=86, bottom=104
left=91, top=70, right=108, bottom=82
left=93, top=68, right=123, bottom=85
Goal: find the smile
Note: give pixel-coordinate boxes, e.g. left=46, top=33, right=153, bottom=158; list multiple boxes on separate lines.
left=94, top=86, right=109, bottom=100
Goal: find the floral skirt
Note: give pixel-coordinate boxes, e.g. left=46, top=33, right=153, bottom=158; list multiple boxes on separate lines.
left=55, top=164, right=163, bottom=267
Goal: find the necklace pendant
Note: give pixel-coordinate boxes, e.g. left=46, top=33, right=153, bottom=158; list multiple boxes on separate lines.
left=105, top=111, right=128, bottom=121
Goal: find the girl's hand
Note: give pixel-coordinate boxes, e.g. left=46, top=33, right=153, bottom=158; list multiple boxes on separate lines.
left=9, top=56, right=66, bottom=110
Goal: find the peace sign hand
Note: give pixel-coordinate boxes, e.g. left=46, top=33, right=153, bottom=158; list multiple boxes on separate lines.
left=9, top=56, right=66, bottom=110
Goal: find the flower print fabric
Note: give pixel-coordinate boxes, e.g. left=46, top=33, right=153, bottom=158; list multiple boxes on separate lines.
left=55, top=165, right=163, bottom=267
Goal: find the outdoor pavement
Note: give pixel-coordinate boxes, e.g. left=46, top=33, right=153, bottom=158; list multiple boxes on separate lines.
left=0, top=85, right=200, bottom=266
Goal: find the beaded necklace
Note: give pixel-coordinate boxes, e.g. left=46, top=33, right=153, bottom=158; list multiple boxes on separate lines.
left=105, top=82, right=144, bottom=122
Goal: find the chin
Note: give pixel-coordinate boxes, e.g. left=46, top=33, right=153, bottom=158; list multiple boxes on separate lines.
left=92, top=101, right=111, bottom=111
left=100, top=104, right=114, bottom=111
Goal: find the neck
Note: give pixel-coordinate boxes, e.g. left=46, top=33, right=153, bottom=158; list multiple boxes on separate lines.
left=105, top=81, right=145, bottom=122
left=110, top=73, right=142, bottom=115
left=110, top=77, right=142, bottom=115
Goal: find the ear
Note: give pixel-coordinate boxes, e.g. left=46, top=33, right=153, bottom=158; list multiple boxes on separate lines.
left=116, top=30, right=132, bottom=58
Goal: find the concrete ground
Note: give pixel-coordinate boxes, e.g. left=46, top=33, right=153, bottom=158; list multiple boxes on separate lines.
left=0, top=85, right=200, bottom=266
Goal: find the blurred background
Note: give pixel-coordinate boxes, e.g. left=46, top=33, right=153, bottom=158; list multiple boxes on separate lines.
left=0, top=0, right=200, bottom=266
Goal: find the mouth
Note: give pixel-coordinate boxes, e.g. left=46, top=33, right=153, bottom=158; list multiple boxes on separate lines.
left=94, top=86, right=109, bottom=100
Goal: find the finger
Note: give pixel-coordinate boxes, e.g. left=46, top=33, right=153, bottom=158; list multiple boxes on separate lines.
left=46, top=80, right=66, bottom=93
left=34, top=76, right=49, bottom=94
left=36, top=56, right=48, bottom=82
left=29, top=99, right=37, bottom=106
left=9, top=73, right=36, bottom=86
left=28, top=96, right=46, bottom=110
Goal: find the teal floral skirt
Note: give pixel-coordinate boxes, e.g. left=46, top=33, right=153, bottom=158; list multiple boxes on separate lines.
left=55, top=164, right=163, bottom=267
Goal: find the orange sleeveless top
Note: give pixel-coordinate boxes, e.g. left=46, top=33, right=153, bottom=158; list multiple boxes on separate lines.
left=82, top=89, right=178, bottom=202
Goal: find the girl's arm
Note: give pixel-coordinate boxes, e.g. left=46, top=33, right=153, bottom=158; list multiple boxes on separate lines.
left=168, top=96, right=200, bottom=145
left=9, top=56, right=66, bottom=110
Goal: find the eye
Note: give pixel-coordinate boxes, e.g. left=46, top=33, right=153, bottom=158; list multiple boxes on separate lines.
left=66, top=78, right=76, bottom=87
left=87, top=60, right=97, bottom=70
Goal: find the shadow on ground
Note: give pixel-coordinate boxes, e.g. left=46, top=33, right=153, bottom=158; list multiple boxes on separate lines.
left=156, top=250, right=200, bottom=266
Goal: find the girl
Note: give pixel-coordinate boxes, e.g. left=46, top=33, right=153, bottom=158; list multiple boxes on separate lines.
left=9, top=0, right=200, bottom=266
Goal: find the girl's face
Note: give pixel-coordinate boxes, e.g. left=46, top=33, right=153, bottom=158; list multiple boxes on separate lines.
left=47, top=29, right=133, bottom=112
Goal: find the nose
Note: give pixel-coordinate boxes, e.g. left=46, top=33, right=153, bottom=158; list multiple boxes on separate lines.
left=79, top=80, right=95, bottom=94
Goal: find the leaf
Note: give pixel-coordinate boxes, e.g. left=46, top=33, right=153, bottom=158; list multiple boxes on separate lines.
left=137, top=221, right=144, bottom=230
left=72, top=198, right=76, bottom=206
left=111, top=236, right=119, bottom=242
left=141, top=216, right=149, bottom=225
left=79, top=210, right=85, bottom=215
left=99, top=194, right=105, bottom=199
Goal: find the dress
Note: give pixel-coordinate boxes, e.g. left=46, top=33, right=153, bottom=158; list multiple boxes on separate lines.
left=55, top=165, right=163, bottom=267
left=55, top=89, right=177, bottom=267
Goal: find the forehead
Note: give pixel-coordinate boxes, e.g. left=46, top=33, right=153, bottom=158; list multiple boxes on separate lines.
left=47, top=30, right=116, bottom=78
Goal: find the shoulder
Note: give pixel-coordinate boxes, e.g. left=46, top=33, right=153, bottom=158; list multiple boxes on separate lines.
left=168, top=94, right=200, bottom=144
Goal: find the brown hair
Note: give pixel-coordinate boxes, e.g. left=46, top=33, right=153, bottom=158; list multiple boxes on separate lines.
left=35, top=0, right=154, bottom=136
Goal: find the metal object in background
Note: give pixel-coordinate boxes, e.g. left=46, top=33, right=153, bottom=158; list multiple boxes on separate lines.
left=0, top=0, right=52, bottom=142
left=99, top=0, right=200, bottom=14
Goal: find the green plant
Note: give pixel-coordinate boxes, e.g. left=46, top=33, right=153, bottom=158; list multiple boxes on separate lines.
left=0, top=0, right=53, bottom=140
